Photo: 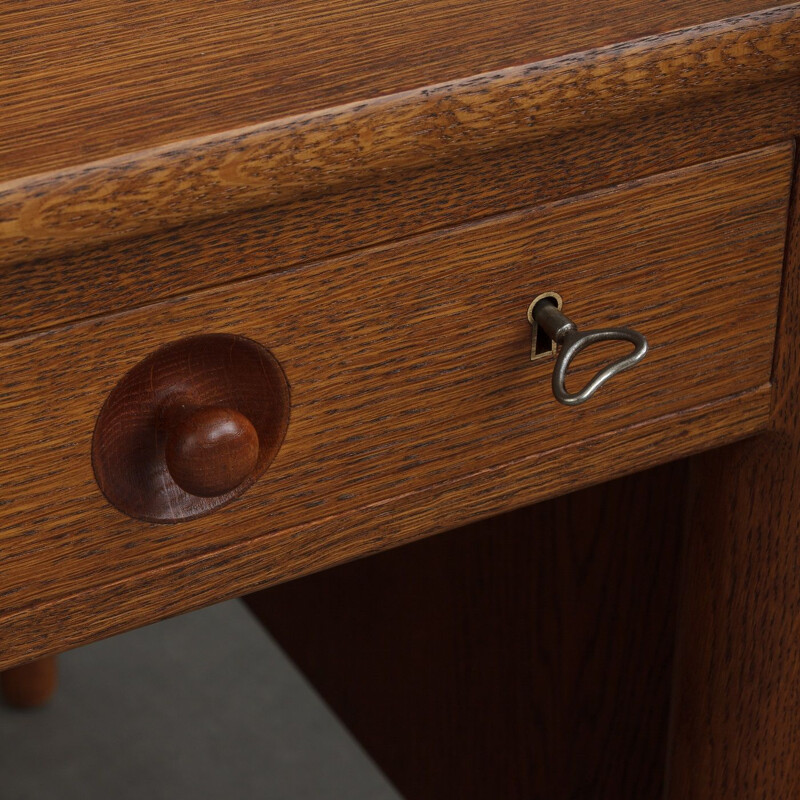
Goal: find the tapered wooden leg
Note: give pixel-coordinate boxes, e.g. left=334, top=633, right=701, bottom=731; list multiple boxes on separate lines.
left=245, top=461, right=688, bottom=800
left=665, top=146, right=800, bottom=797
left=1, top=655, right=58, bottom=709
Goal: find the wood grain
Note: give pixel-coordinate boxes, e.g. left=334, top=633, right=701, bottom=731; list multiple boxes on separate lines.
left=0, top=386, right=773, bottom=670
left=0, top=146, right=790, bottom=667
left=164, top=407, right=261, bottom=500
left=91, top=334, right=290, bottom=522
left=1, top=6, right=798, bottom=269
left=246, top=461, right=688, bottom=799
left=4, top=76, right=799, bottom=342
left=664, top=143, right=800, bottom=796
left=0, top=0, right=781, bottom=185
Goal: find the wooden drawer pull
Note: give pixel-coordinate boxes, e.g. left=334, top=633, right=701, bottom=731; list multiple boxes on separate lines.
left=91, top=334, right=290, bottom=523
left=164, top=405, right=261, bottom=498
left=529, top=295, right=648, bottom=406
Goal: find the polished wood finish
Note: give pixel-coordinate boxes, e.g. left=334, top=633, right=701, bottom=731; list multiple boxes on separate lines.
left=247, top=461, right=688, bottom=799
left=0, top=1, right=781, bottom=185
left=2, top=6, right=800, bottom=795
left=0, top=146, right=789, bottom=665
left=1, top=7, right=797, bottom=269
left=165, top=407, right=260, bottom=499
left=664, top=142, right=800, bottom=797
left=91, top=334, right=290, bottom=523
left=0, top=656, right=57, bottom=709
left=4, top=48, right=799, bottom=344
left=0, top=388, right=769, bottom=670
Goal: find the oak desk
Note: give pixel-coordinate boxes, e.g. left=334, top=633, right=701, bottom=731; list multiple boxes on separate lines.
left=2, top=2, right=800, bottom=797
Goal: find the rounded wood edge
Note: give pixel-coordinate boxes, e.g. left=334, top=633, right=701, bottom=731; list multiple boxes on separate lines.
left=1, top=5, right=799, bottom=269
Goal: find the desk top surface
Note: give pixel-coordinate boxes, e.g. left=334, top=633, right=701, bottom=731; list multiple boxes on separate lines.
left=1, top=0, right=775, bottom=182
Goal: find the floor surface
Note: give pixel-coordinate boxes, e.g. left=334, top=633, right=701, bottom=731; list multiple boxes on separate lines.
left=0, top=601, right=401, bottom=800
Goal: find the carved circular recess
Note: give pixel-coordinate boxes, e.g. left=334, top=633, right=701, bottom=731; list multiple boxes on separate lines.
left=92, top=334, right=290, bottom=523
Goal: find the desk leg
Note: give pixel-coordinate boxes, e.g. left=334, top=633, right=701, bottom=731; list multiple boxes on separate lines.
left=665, top=144, right=800, bottom=798
left=1, top=655, right=58, bottom=709
left=245, top=462, right=687, bottom=800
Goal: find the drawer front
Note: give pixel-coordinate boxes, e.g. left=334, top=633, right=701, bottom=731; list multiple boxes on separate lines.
left=0, top=144, right=792, bottom=655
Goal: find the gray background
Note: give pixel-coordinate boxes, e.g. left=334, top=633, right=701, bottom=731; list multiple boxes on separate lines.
left=0, top=601, right=401, bottom=800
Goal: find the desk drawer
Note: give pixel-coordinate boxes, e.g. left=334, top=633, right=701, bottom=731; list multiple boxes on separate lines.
left=0, top=143, right=792, bottom=661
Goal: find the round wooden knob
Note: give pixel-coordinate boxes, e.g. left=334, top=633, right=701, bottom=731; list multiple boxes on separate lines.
left=92, top=334, right=290, bottom=522
left=164, top=406, right=260, bottom=497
